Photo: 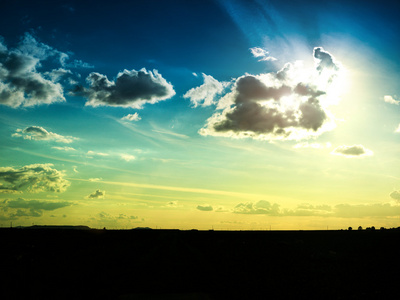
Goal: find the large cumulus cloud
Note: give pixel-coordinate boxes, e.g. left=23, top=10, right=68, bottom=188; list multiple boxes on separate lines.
left=0, top=164, right=70, bottom=193
left=199, top=47, right=341, bottom=141
left=73, top=68, right=175, bottom=108
left=0, top=33, right=67, bottom=107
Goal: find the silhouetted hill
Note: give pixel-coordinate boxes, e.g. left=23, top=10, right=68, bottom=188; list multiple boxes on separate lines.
left=1, top=229, right=399, bottom=299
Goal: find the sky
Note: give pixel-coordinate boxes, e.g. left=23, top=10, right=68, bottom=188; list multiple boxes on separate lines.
left=1, top=0, right=400, bottom=230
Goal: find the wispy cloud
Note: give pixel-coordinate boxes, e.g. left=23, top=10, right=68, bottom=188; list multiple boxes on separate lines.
left=12, top=126, right=78, bottom=143
left=121, top=112, right=141, bottom=121
left=249, top=47, right=277, bottom=62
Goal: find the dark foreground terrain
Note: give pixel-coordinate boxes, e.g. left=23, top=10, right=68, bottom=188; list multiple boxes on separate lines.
left=1, top=227, right=400, bottom=299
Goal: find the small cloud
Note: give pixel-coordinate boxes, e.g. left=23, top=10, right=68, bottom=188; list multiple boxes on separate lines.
left=52, top=146, right=76, bottom=151
left=197, top=204, right=213, bottom=211
left=192, top=72, right=198, bottom=77
left=331, top=144, right=373, bottom=157
left=13, top=126, right=77, bottom=143
left=86, top=150, right=109, bottom=157
left=390, top=190, right=400, bottom=201
left=121, top=112, right=141, bottom=122
left=87, top=189, right=105, bottom=199
left=183, top=73, right=230, bottom=107
left=120, top=154, right=136, bottom=162
left=395, top=124, right=400, bottom=133
left=166, top=201, right=181, bottom=208
left=249, top=47, right=277, bottom=62
left=383, top=95, right=399, bottom=105
left=89, top=178, right=102, bottom=182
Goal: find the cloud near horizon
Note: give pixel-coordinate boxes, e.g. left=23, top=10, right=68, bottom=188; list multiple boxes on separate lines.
left=73, top=68, right=175, bottom=109
left=331, top=144, right=373, bottom=157
left=199, top=47, right=341, bottom=141
left=197, top=204, right=213, bottom=211
left=232, top=201, right=400, bottom=218
left=12, top=126, right=77, bottom=143
left=0, top=197, right=72, bottom=220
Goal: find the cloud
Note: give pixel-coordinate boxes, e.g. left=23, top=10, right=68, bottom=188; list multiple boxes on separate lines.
left=121, top=112, right=141, bottom=121
left=200, top=47, right=340, bottom=141
left=0, top=197, right=72, bottom=220
left=0, top=33, right=67, bottom=107
left=313, top=47, right=339, bottom=82
left=395, top=124, right=400, bottom=133
left=283, top=204, right=333, bottom=216
left=0, top=164, right=70, bottom=193
left=120, top=154, right=136, bottom=162
left=12, top=126, right=77, bottom=143
left=231, top=201, right=400, bottom=218
left=86, top=150, right=109, bottom=157
left=183, top=73, right=229, bottom=107
left=87, top=189, right=105, bottom=199
left=52, top=146, right=76, bottom=151
left=389, top=190, right=400, bottom=201
left=44, top=68, right=72, bottom=82
left=88, top=178, right=102, bottom=182
left=331, top=144, right=373, bottom=157
left=233, top=200, right=280, bottom=215
left=249, top=47, right=277, bottom=62
left=383, top=95, right=399, bottom=105
left=73, top=68, right=175, bottom=108
left=197, top=204, right=213, bottom=211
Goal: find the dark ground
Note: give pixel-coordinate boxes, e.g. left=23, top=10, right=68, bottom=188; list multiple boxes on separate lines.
left=1, top=227, right=399, bottom=299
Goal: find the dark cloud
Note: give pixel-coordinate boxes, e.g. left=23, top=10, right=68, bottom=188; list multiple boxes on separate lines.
left=73, top=68, right=175, bottom=108
left=12, top=126, right=77, bottom=143
left=0, top=33, right=66, bottom=107
left=233, top=200, right=280, bottom=215
left=200, top=47, right=340, bottom=141
left=0, top=164, right=70, bottom=193
left=313, top=47, right=339, bottom=73
left=208, top=75, right=327, bottom=138
left=0, top=197, right=72, bottom=220
left=87, top=189, right=105, bottom=199
left=197, top=205, right=213, bottom=211
left=390, top=191, right=400, bottom=201
left=331, top=145, right=373, bottom=157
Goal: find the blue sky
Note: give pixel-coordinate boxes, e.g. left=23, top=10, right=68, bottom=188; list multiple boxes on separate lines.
left=1, top=0, right=400, bottom=229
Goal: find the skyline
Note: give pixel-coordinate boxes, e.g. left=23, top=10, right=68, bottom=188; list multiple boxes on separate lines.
left=1, top=0, right=400, bottom=230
